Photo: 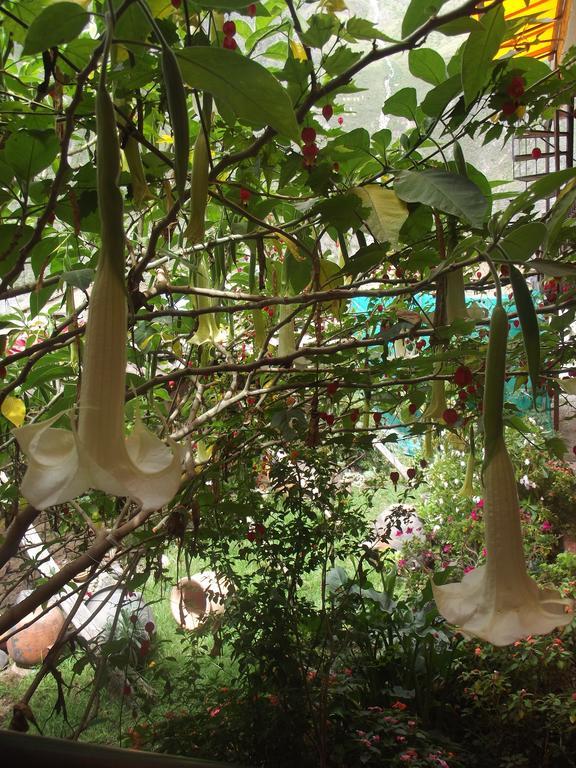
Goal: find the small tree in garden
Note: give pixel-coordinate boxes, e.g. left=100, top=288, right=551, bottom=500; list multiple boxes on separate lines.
left=0, top=0, right=576, bottom=760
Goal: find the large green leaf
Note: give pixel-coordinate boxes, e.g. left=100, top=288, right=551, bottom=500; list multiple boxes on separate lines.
left=499, top=167, right=576, bottom=228
left=3, top=130, right=59, bottom=180
left=176, top=48, right=299, bottom=141
left=461, top=4, right=506, bottom=106
left=421, top=75, right=461, bottom=118
left=394, top=169, right=488, bottom=228
left=498, top=222, right=547, bottom=262
left=352, top=186, right=409, bottom=246
left=402, top=0, right=449, bottom=38
left=22, top=2, right=89, bottom=56
left=383, top=88, right=421, bottom=123
left=408, top=48, right=446, bottom=85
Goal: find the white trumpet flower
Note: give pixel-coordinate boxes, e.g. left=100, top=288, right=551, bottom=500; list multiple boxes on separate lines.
left=14, top=78, right=181, bottom=513
left=433, top=437, right=572, bottom=645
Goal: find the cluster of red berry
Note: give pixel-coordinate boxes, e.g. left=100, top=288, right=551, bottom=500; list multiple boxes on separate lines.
left=301, top=126, right=319, bottom=168
left=222, top=19, right=238, bottom=50
left=499, top=75, right=526, bottom=121
left=542, top=277, right=570, bottom=303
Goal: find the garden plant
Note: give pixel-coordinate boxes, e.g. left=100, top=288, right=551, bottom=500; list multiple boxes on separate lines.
left=0, top=0, right=576, bottom=766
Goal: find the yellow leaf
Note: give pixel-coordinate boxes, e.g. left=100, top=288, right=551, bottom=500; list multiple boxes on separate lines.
left=147, top=0, right=174, bottom=19
left=353, top=186, right=408, bottom=246
left=319, top=0, right=347, bottom=11
left=290, top=40, right=308, bottom=62
left=2, top=396, right=26, bottom=428
left=276, top=233, right=305, bottom=261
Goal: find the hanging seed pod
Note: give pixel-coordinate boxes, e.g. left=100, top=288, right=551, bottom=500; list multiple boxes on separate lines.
left=161, top=46, right=189, bottom=200
left=186, top=128, right=210, bottom=244
left=422, top=379, right=447, bottom=421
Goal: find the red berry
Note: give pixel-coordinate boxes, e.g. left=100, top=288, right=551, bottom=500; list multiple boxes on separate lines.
left=255, top=522, right=266, bottom=537
left=390, top=471, right=400, bottom=485
left=408, top=403, right=417, bottom=415
left=442, top=408, right=459, bottom=426
left=373, top=412, right=382, bottom=425
left=240, top=187, right=251, bottom=203
left=513, top=319, right=520, bottom=328
left=301, top=126, right=316, bottom=144
left=145, top=621, right=155, bottom=634
left=506, top=75, right=525, bottom=99
left=247, top=3, right=257, bottom=16
left=171, top=0, right=181, bottom=7
left=223, top=36, right=238, bottom=49
left=395, top=267, right=404, bottom=278
left=322, top=104, right=333, bottom=121
left=247, top=530, right=256, bottom=542
left=130, top=613, right=138, bottom=624
left=326, top=382, right=338, bottom=396
left=407, top=467, right=416, bottom=480
left=337, top=116, right=344, bottom=125
left=501, top=101, right=516, bottom=117
left=324, top=413, right=335, bottom=426
left=458, top=390, right=468, bottom=401
left=476, top=271, right=482, bottom=278
left=349, top=409, right=360, bottom=424
left=302, top=142, right=319, bottom=158
left=223, top=20, right=236, bottom=36
left=376, top=304, right=383, bottom=312
left=419, top=459, right=427, bottom=469
left=466, top=384, right=476, bottom=395
left=123, top=683, right=132, bottom=696
left=453, top=365, right=473, bottom=387
left=531, top=147, right=542, bottom=160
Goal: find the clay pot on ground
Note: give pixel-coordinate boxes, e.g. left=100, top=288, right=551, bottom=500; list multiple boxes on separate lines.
left=170, top=572, right=227, bottom=630
left=5, top=604, right=65, bottom=668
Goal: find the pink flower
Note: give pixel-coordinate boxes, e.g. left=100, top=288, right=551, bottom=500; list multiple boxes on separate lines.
left=481, top=547, right=487, bottom=557
left=397, top=558, right=407, bottom=569
left=209, top=706, right=221, bottom=717
left=406, top=527, right=413, bottom=534
left=470, top=509, right=479, bottom=521
left=464, top=566, right=475, bottom=574
left=477, top=499, right=484, bottom=507
left=395, top=529, right=403, bottom=537
left=541, top=520, right=553, bottom=533
left=442, top=544, right=453, bottom=554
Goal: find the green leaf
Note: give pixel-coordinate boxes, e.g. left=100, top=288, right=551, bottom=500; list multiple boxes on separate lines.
left=498, top=223, right=548, bottom=262
left=499, top=167, right=576, bottom=227
left=509, top=265, right=540, bottom=403
left=339, top=244, right=389, bottom=279
left=394, top=169, right=488, bottom=228
left=421, top=74, right=461, bottom=117
left=437, top=17, right=481, bottom=36
left=22, top=2, right=89, bottom=56
left=461, top=4, right=506, bottom=106
left=323, top=46, right=362, bottom=77
left=402, top=0, right=449, bottom=38
left=545, top=435, right=567, bottom=459
left=61, top=268, right=95, bottom=290
left=529, top=259, right=576, bottom=278
left=301, top=14, right=336, bottom=48
left=346, top=17, right=395, bottom=42
left=189, top=0, right=257, bottom=7
left=408, top=48, right=446, bottom=85
left=383, top=88, right=421, bottom=123
left=313, top=193, right=365, bottom=232
left=176, top=48, right=299, bottom=141
left=3, top=130, right=59, bottom=180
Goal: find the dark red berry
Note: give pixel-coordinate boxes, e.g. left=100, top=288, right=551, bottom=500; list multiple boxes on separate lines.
left=327, top=382, right=338, bottom=396
left=506, top=75, right=525, bottom=99
left=442, top=408, right=459, bottom=426
left=453, top=365, right=473, bottom=387
left=223, top=20, right=236, bottom=36
left=240, top=187, right=251, bottom=203
left=408, top=403, right=417, bottom=415
left=419, top=459, right=428, bottom=469
left=223, top=36, right=238, bottom=49
left=373, top=412, right=382, bottom=425
left=407, top=467, right=416, bottom=480
left=171, top=0, right=182, bottom=7
left=247, top=3, right=257, bottom=16
left=532, top=147, right=542, bottom=159
left=145, top=621, right=155, bottom=634
left=301, top=127, right=316, bottom=144
left=390, top=471, right=400, bottom=485
left=302, top=143, right=319, bottom=158
left=349, top=409, right=360, bottom=424
left=322, top=104, right=333, bottom=121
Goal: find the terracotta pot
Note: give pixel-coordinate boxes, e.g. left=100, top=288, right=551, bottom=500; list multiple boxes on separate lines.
left=170, top=572, right=227, bottom=630
left=6, top=605, right=65, bottom=668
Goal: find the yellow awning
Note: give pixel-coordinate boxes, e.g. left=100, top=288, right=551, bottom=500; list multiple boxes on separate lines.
left=497, top=0, right=568, bottom=61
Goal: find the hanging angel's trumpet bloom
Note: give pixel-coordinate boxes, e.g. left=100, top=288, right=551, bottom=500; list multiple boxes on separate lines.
left=433, top=436, right=572, bottom=645
left=433, top=303, right=572, bottom=645
left=191, top=258, right=225, bottom=346
left=13, top=77, right=181, bottom=513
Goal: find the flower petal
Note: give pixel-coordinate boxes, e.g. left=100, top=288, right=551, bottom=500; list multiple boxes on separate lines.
left=14, top=417, right=90, bottom=510
left=433, top=566, right=572, bottom=646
